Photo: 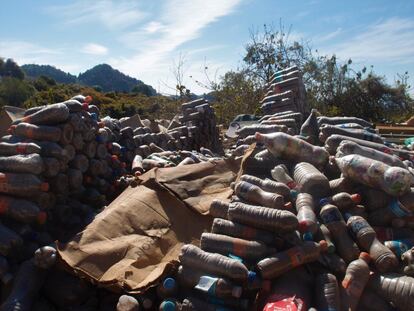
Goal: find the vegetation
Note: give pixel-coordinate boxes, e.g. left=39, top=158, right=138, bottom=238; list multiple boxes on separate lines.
left=22, top=64, right=76, bottom=84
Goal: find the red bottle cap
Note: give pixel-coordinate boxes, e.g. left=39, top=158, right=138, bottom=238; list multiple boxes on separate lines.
left=82, top=103, right=89, bottom=111
left=351, top=193, right=362, bottom=204
left=318, top=240, right=328, bottom=252
left=298, top=221, right=310, bottom=233
left=359, top=252, right=371, bottom=263
left=84, top=95, right=93, bottom=103
left=134, top=171, right=142, bottom=177
left=7, top=125, right=16, bottom=134
left=111, top=155, right=118, bottom=161
left=37, top=211, right=47, bottom=225
left=40, top=183, right=49, bottom=192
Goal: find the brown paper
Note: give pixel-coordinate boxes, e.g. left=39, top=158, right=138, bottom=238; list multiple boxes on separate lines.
left=57, top=159, right=237, bottom=293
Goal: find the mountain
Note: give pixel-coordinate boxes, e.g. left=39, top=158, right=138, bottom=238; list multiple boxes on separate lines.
left=22, top=64, right=77, bottom=84
left=21, top=63, right=156, bottom=95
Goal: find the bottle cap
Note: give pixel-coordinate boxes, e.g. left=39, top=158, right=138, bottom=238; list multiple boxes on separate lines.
left=163, top=277, right=176, bottom=290
left=318, top=240, right=328, bottom=252
left=284, top=201, right=292, bottom=209
left=287, top=181, right=296, bottom=190
left=90, top=113, right=98, bottom=121
left=40, top=183, right=50, bottom=192
left=359, top=252, right=371, bottom=262
left=342, top=275, right=352, bottom=289
left=351, top=194, right=362, bottom=204
left=82, top=103, right=89, bottom=111
left=303, top=232, right=313, bottom=241
left=319, top=198, right=330, bottom=207
left=290, top=189, right=298, bottom=200
left=111, top=155, right=118, bottom=161
left=37, top=212, right=47, bottom=225
left=248, top=271, right=257, bottom=283
left=232, top=286, right=242, bottom=298
left=159, top=300, right=176, bottom=311
left=84, top=95, right=93, bottom=103
left=7, top=125, right=16, bottom=134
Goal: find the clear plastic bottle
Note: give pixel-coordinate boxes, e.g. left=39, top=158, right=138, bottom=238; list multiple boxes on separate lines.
left=293, top=162, right=330, bottom=198
left=271, top=165, right=296, bottom=189
left=116, top=295, right=140, bottom=311
left=335, top=154, right=413, bottom=196
left=358, top=288, right=394, bottom=311
left=132, top=155, right=144, bottom=176
left=368, top=273, right=414, bottom=310
left=195, top=275, right=243, bottom=298
left=300, top=109, right=319, bottom=139
left=319, top=124, right=383, bottom=144
left=314, top=224, right=336, bottom=253
left=211, top=218, right=275, bottom=245
left=0, top=172, right=49, bottom=197
left=0, top=142, right=41, bottom=156
left=240, top=174, right=291, bottom=198
left=347, top=215, right=398, bottom=272
left=179, top=244, right=253, bottom=281
left=321, top=192, right=361, bottom=211
left=209, top=200, right=230, bottom=219
left=200, top=232, right=275, bottom=260
left=319, top=253, right=347, bottom=276
left=315, top=273, right=341, bottom=311
left=10, top=123, right=62, bottom=142
left=228, top=202, right=298, bottom=233
left=295, top=193, right=318, bottom=236
left=329, top=177, right=356, bottom=195
left=34, top=246, right=57, bottom=269
left=177, top=157, right=195, bottom=166
left=0, top=154, right=44, bottom=175
left=257, top=240, right=327, bottom=279
left=16, top=103, right=69, bottom=125
left=234, top=181, right=285, bottom=209
left=255, top=132, right=329, bottom=168
left=341, top=252, right=371, bottom=311
left=319, top=203, right=360, bottom=263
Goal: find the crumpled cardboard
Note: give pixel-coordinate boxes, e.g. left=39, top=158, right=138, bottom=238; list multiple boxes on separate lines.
left=57, top=159, right=237, bottom=293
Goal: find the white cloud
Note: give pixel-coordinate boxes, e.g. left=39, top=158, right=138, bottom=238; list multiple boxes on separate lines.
left=316, top=28, right=343, bottom=43
left=323, top=18, right=414, bottom=64
left=46, top=0, right=147, bottom=30
left=111, top=0, right=242, bottom=94
left=82, top=43, right=108, bottom=55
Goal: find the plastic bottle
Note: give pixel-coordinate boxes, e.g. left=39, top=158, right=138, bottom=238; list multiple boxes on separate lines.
left=178, top=157, right=195, bottom=166
left=16, top=103, right=69, bottom=125
left=295, top=193, right=318, bottom=236
left=239, top=174, right=291, bottom=198
left=234, top=181, right=285, bottom=209
left=319, top=253, right=347, bottom=276
left=293, top=162, right=330, bottom=198
left=317, top=116, right=373, bottom=128
left=315, top=273, right=341, bottom=311
left=195, top=275, right=242, bottom=298
left=131, top=155, right=144, bottom=176
left=116, top=295, right=140, bottom=311
left=341, top=252, right=371, bottom=311
left=68, top=168, right=83, bottom=190
left=319, top=203, right=360, bottom=263
left=236, top=124, right=287, bottom=138
left=384, top=240, right=411, bottom=257
left=0, top=172, right=49, bottom=197
left=361, top=188, right=392, bottom=211
left=0, top=142, right=41, bottom=156
left=300, top=109, right=319, bottom=139
left=209, top=200, right=230, bottom=219
left=255, top=132, right=329, bottom=168
left=156, top=277, right=178, bottom=299
left=368, top=273, right=414, bottom=310
left=257, top=240, right=327, bottom=279
left=0, top=259, right=47, bottom=311
left=324, top=134, right=392, bottom=155
left=34, top=246, right=57, bottom=269
left=337, top=154, right=413, bottom=196
left=200, top=233, right=275, bottom=260
left=10, top=123, right=62, bottom=142
left=70, top=154, right=89, bottom=173
left=336, top=140, right=405, bottom=168
left=227, top=202, right=298, bottom=233
left=319, top=124, right=384, bottom=143
left=37, top=141, right=67, bottom=160
left=374, top=226, right=414, bottom=242
left=178, top=244, right=253, bottom=281
left=314, top=224, right=336, bottom=253
left=211, top=218, right=275, bottom=245
left=270, top=165, right=296, bottom=189
left=0, top=195, right=46, bottom=224
left=329, top=177, right=356, bottom=194
left=0, top=154, right=44, bottom=175
left=321, top=192, right=361, bottom=211
left=347, top=215, right=398, bottom=272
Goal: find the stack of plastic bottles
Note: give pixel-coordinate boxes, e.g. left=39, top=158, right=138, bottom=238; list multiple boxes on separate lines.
left=260, top=66, right=308, bottom=115
left=144, top=111, right=414, bottom=310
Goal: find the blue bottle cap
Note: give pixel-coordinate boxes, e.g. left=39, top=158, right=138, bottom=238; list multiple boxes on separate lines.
left=91, top=112, right=98, bottom=120
left=159, top=300, right=176, bottom=311
left=247, top=271, right=257, bottom=283
left=319, top=198, right=330, bottom=207
left=290, top=189, right=298, bottom=200
left=303, top=232, right=313, bottom=241
left=163, top=277, right=176, bottom=289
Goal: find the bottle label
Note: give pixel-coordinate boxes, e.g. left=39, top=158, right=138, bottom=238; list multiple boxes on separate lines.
left=263, top=295, right=305, bottom=311
left=321, top=208, right=342, bottom=224
left=195, top=276, right=217, bottom=296
left=388, top=200, right=410, bottom=217
left=350, top=218, right=370, bottom=234
left=287, top=248, right=304, bottom=267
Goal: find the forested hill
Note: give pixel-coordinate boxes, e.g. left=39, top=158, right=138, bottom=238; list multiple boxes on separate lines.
left=22, top=63, right=156, bottom=95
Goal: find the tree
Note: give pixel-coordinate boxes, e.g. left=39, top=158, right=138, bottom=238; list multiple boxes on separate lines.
left=0, top=77, right=35, bottom=107
left=1, top=58, right=25, bottom=80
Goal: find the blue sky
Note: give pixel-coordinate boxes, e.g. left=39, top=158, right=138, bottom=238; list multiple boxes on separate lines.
left=1, top=0, right=413, bottom=95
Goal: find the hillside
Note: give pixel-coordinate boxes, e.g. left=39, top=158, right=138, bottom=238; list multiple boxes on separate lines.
left=22, top=64, right=77, bottom=84
left=21, top=63, right=156, bottom=95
